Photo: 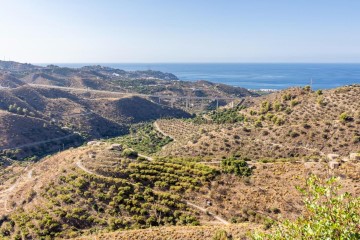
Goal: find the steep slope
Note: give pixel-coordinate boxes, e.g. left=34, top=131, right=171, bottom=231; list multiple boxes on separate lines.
left=0, top=110, right=83, bottom=159
left=0, top=110, right=67, bottom=148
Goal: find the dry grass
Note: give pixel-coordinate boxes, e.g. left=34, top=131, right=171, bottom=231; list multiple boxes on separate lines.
left=74, top=223, right=260, bottom=240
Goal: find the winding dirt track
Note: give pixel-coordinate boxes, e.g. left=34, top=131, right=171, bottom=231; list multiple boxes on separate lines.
left=0, top=133, right=77, bottom=151
left=186, top=201, right=229, bottom=225
left=0, top=166, right=33, bottom=213
left=153, top=121, right=176, bottom=141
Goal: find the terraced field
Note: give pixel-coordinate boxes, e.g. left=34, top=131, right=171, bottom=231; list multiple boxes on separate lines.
left=157, top=86, right=360, bottom=160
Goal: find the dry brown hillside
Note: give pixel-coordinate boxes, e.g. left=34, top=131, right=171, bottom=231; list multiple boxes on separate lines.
left=21, top=72, right=124, bottom=92
left=0, top=141, right=358, bottom=239
left=74, top=224, right=260, bottom=240
left=0, top=78, right=191, bottom=160
left=157, top=85, right=360, bottom=160
left=0, top=74, right=26, bottom=88
left=0, top=110, right=66, bottom=148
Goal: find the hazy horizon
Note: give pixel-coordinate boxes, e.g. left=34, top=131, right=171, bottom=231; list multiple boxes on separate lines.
left=33, top=62, right=360, bottom=64
left=2, top=0, right=360, bottom=63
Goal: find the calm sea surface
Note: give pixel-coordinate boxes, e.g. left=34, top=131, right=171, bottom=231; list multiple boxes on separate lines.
left=56, top=63, right=360, bottom=90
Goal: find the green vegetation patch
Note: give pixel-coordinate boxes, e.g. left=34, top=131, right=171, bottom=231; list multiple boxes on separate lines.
left=3, top=171, right=199, bottom=239
left=192, top=105, right=246, bottom=124
left=253, top=175, right=360, bottom=239
left=208, top=106, right=245, bottom=124
left=1, top=157, right=218, bottom=239
left=108, top=123, right=173, bottom=154
left=221, top=157, right=252, bottom=177
left=128, top=157, right=218, bottom=192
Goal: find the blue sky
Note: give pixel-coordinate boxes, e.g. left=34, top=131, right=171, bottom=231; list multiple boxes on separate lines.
left=1, top=0, right=360, bottom=63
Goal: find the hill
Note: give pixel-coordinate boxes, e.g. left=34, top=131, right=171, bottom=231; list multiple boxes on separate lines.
left=0, top=77, right=191, bottom=160
left=0, top=61, right=257, bottom=112
left=0, top=136, right=358, bottom=239
left=0, top=66, right=358, bottom=239
left=0, top=61, right=39, bottom=72
left=0, top=74, right=26, bottom=88
left=156, top=85, right=360, bottom=160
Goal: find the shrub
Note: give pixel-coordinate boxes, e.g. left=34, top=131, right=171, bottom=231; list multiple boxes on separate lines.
left=274, top=102, right=282, bottom=112
left=339, top=112, right=353, bottom=123
left=208, top=106, right=245, bottom=123
left=221, top=157, right=252, bottom=177
left=266, top=113, right=274, bottom=120
left=303, top=85, right=311, bottom=91
left=252, top=175, right=360, bottom=239
left=285, top=108, right=292, bottom=115
left=213, top=229, right=231, bottom=240
left=282, top=93, right=292, bottom=101
left=274, top=117, right=285, bottom=126
left=290, top=132, right=300, bottom=138
left=260, top=101, right=272, bottom=114
left=316, top=89, right=323, bottom=95
left=290, top=100, right=299, bottom=107
left=262, top=130, right=269, bottom=136
left=121, top=149, right=138, bottom=158
left=317, top=96, right=326, bottom=106
left=255, top=120, right=263, bottom=128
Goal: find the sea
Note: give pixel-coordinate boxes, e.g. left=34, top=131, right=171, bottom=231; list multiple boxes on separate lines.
left=55, top=63, right=360, bottom=90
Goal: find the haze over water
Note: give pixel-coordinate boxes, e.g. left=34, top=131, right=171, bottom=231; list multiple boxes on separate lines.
left=59, top=63, right=360, bottom=90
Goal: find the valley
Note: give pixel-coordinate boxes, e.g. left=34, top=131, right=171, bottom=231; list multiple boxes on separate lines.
left=0, top=61, right=359, bottom=239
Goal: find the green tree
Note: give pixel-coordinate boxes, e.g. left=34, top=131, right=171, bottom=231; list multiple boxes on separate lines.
left=252, top=175, right=360, bottom=240
left=221, top=157, right=252, bottom=177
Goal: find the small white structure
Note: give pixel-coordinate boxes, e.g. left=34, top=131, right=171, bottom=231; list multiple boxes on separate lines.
left=107, top=144, right=123, bottom=151
left=87, top=141, right=98, bottom=146
left=328, top=161, right=340, bottom=169
left=350, top=153, right=360, bottom=161
left=87, top=141, right=104, bottom=146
